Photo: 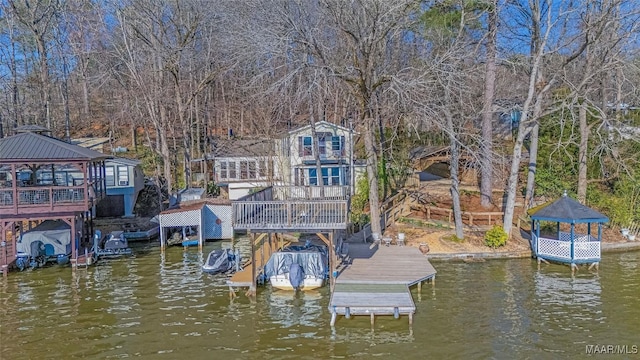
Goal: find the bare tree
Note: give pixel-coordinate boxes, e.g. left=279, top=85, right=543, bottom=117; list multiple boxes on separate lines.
left=480, top=0, right=498, bottom=208
left=7, top=0, right=60, bottom=129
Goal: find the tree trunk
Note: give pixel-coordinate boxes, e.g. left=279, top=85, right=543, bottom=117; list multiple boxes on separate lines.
left=577, top=101, right=588, bottom=203
left=309, top=100, right=325, bottom=197
left=480, top=0, right=498, bottom=208
left=449, top=131, right=464, bottom=239
left=364, top=118, right=381, bottom=236
left=444, top=86, right=464, bottom=239
left=523, top=122, right=539, bottom=209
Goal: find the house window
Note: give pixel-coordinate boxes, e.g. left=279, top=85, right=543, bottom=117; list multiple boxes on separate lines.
left=298, top=136, right=313, bottom=156
left=308, top=168, right=318, bottom=186
left=258, top=160, right=266, bottom=178
left=331, top=136, right=345, bottom=155
left=228, top=161, right=236, bottom=179
left=220, top=162, right=228, bottom=180
left=240, top=161, right=248, bottom=179
left=331, top=167, right=340, bottom=185
left=248, top=161, right=257, bottom=179
left=117, top=166, right=129, bottom=186
left=295, top=168, right=304, bottom=186
left=318, top=133, right=330, bottom=156
left=308, top=167, right=342, bottom=185
left=105, top=166, right=115, bottom=187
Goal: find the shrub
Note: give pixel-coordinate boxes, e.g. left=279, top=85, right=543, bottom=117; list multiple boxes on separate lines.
left=485, top=225, right=508, bottom=248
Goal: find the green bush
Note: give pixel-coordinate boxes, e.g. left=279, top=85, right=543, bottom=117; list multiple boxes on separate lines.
left=485, top=225, right=508, bottom=248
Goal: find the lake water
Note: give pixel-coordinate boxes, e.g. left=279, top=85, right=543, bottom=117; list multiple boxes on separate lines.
left=1, top=239, right=639, bottom=359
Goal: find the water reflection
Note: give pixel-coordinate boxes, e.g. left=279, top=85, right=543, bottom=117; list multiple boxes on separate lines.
left=268, top=289, right=324, bottom=329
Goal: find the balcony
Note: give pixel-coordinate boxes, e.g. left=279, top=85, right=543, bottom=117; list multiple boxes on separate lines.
left=0, top=185, right=97, bottom=217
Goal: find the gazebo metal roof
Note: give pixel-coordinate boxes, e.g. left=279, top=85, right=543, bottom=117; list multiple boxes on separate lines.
left=530, top=193, right=609, bottom=224
left=0, top=132, right=110, bottom=164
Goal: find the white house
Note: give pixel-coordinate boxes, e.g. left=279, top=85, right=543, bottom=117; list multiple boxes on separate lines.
left=210, top=121, right=364, bottom=199
left=276, top=121, right=357, bottom=190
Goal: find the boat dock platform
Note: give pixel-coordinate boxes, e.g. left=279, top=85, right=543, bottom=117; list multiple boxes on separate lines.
left=329, top=243, right=436, bottom=327
left=226, top=233, right=289, bottom=296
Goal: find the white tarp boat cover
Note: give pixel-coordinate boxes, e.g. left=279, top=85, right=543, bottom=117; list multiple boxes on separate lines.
left=264, top=245, right=328, bottom=280
left=17, top=220, right=72, bottom=257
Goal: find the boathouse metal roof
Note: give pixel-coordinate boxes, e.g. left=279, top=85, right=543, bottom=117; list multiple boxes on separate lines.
left=530, top=193, right=609, bottom=224
left=0, top=132, right=110, bottom=163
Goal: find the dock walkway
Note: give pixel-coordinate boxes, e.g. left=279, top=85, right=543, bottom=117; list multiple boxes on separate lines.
left=329, top=243, right=436, bottom=326
left=227, top=237, right=289, bottom=291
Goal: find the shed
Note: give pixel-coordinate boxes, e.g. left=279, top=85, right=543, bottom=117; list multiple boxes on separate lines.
left=530, top=192, right=609, bottom=270
left=158, top=199, right=233, bottom=249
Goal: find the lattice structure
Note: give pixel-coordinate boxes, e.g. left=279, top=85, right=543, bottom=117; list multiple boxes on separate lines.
left=573, top=241, right=600, bottom=260
left=537, top=237, right=571, bottom=260
left=536, top=234, right=601, bottom=263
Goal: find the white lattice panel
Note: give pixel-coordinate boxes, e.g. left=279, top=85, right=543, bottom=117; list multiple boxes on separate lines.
left=574, top=241, right=600, bottom=260
left=159, top=209, right=201, bottom=227
left=538, top=238, right=571, bottom=260
left=559, top=232, right=595, bottom=242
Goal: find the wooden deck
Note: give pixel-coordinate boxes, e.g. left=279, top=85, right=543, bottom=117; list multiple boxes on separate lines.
left=232, top=186, right=349, bottom=232
left=329, top=243, right=436, bottom=326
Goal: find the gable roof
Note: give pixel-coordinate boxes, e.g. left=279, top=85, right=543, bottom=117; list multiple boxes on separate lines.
left=209, top=138, right=274, bottom=158
left=530, top=194, right=609, bottom=224
left=287, top=121, right=350, bottom=136
left=0, top=132, right=110, bottom=164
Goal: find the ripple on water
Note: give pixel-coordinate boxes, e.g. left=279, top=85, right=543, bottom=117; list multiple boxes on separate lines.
left=1, top=244, right=639, bottom=359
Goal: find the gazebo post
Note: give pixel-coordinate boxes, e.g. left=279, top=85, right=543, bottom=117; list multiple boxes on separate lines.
left=570, top=223, right=575, bottom=263
left=587, top=223, right=591, bottom=238
left=535, top=220, right=541, bottom=256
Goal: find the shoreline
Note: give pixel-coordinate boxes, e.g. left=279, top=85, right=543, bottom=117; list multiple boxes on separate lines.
left=425, top=240, right=640, bottom=261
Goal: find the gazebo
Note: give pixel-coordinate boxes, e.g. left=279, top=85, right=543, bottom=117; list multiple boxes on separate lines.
left=530, top=192, right=609, bottom=271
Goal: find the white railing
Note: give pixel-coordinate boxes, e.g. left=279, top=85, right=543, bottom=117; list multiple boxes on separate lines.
left=537, top=237, right=571, bottom=260
left=233, top=200, right=348, bottom=230
left=559, top=231, right=595, bottom=242
left=0, top=189, right=13, bottom=206
left=272, top=186, right=349, bottom=200
left=535, top=234, right=601, bottom=261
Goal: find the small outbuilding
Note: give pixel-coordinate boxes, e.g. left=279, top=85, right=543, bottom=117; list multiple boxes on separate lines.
left=530, top=192, right=609, bottom=270
left=158, top=199, right=233, bottom=249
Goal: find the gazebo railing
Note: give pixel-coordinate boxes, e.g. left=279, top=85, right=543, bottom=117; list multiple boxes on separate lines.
left=536, top=236, right=571, bottom=261
left=534, top=233, right=601, bottom=262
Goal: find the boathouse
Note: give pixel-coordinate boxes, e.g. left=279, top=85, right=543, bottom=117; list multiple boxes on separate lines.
left=229, top=185, right=349, bottom=295
left=530, top=192, right=609, bottom=270
left=158, top=199, right=233, bottom=249
left=0, top=128, right=109, bottom=274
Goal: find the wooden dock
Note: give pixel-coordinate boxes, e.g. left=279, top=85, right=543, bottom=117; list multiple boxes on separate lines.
left=329, top=243, right=436, bottom=326
left=226, top=235, right=289, bottom=293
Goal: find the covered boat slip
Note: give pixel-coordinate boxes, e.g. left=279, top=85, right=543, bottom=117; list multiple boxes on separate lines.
left=230, top=186, right=349, bottom=295
left=227, top=233, right=289, bottom=289
left=330, top=243, right=437, bottom=327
